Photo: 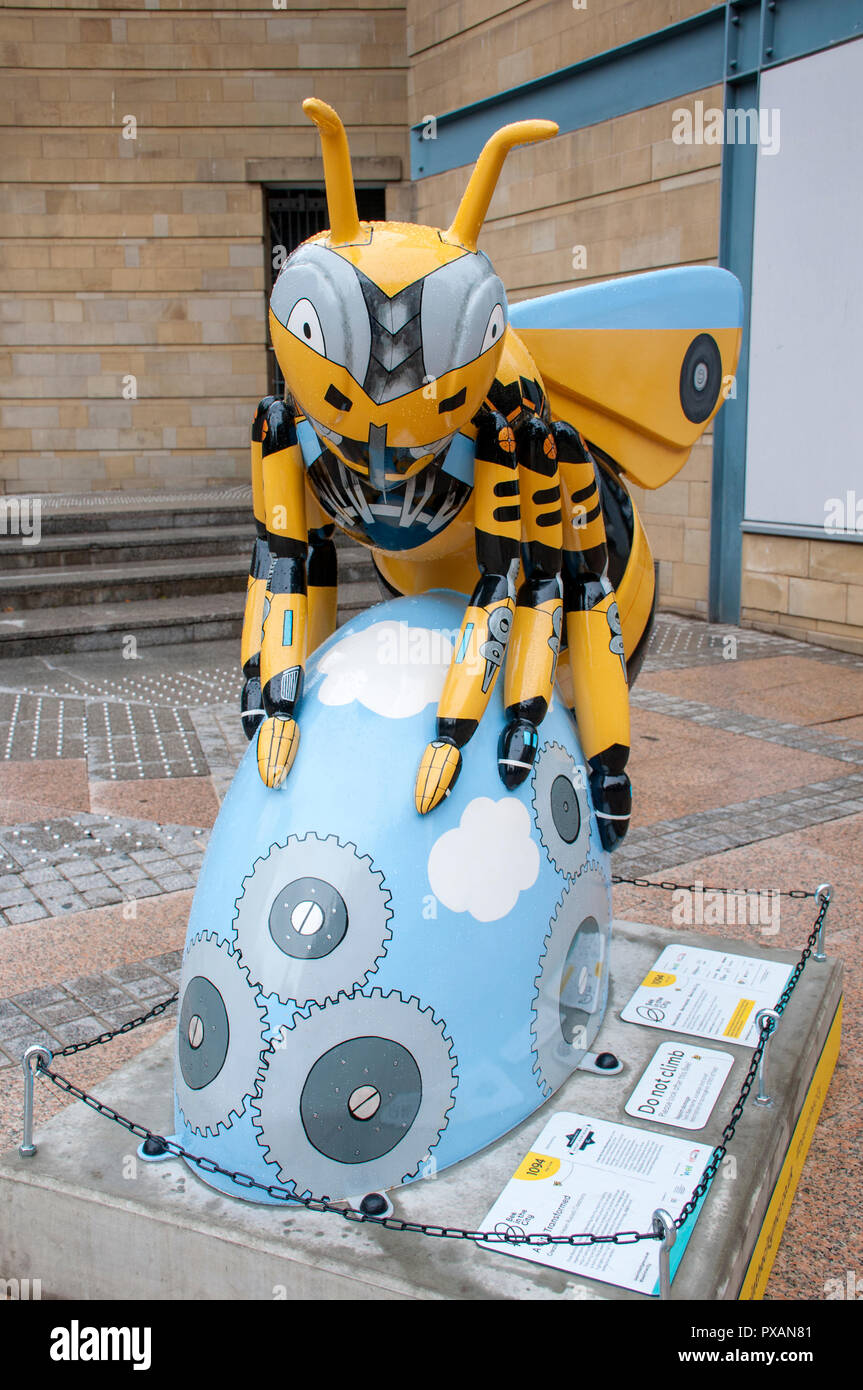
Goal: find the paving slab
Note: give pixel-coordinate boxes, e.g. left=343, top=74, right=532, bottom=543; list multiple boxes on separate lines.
left=0, top=919, right=842, bottom=1301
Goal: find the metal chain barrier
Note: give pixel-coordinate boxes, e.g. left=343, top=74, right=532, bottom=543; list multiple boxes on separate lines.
left=611, top=873, right=816, bottom=899
left=33, top=1058, right=658, bottom=1248
left=51, top=992, right=178, bottom=1059
left=23, top=883, right=833, bottom=1252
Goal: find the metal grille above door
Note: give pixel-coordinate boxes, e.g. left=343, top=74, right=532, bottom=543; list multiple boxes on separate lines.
left=265, top=186, right=387, bottom=399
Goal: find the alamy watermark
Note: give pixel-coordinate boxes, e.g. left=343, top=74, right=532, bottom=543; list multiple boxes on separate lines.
left=672, top=101, right=781, bottom=156
left=50, top=1322, right=151, bottom=1371
left=824, top=489, right=863, bottom=535
left=0, top=496, right=41, bottom=547
left=377, top=624, right=461, bottom=666
left=671, top=882, right=780, bottom=936
left=1, top=1275, right=42, bottom=1299
left=824, top=1271, right=863, bottom=1299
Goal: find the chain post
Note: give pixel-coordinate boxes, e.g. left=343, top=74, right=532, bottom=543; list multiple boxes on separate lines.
left=753, top=1009, right=780, bottom=1108
left=19, top=1045, right=52, bottom=1157
left=652, top=1209, right=677, bottom=1299
left=813, top=883, right=833, bottom=961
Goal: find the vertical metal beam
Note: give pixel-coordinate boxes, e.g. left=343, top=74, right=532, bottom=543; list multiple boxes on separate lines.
left=709, top=3, right=762, bottom=624
left=708, top=0, right=863, bottom=620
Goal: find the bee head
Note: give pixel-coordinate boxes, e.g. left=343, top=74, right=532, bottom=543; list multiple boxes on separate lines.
left=269, top=100, right=557, bottom=482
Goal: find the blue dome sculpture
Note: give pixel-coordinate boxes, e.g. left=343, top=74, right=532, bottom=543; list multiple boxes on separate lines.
left=174, top=590, right=612, bottom=1202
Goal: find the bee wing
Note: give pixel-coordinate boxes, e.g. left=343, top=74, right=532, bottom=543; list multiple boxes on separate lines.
left=509, top=266, right=743, bottom=489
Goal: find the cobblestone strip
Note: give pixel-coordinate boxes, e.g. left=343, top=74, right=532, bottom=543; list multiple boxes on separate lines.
left=641, top=616, right=863, bottom=671
left=0, top=814, right=207, bottom=926
left=187, top=703, right=246, bottom=798
left=0, top=949, right=181, bottom=1067
left=0, top=661, right=242, bottom=709
left=613, top=771, right=863, bottom=877
left=629, top=687, right=863, bottom=764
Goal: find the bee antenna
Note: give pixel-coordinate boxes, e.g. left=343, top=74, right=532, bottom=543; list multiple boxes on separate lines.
left=302, top=98, right=361, bottom=246
left=446, top=119, right=558, bottom=253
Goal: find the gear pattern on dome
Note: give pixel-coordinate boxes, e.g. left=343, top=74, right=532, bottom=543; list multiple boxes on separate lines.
left=175, top=931, right=268, bottom=1137
left=251, top=988, right=458, bottom=1199
left=232, top=833, right=393, bottom=1007
left=530, top=861, right=612, bottom=1098
left=530, top=739, right=592, bottom=879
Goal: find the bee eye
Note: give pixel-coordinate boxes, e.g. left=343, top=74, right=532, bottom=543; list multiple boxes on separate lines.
left=482, top=303, right=505, bottom=354
left=421, top=256, right=507, bottom=379
left=287, top=298, right=326, bottom=356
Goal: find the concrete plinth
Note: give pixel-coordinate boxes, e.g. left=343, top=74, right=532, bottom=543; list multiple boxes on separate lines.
left=0, top=920, right=842, bottom=1301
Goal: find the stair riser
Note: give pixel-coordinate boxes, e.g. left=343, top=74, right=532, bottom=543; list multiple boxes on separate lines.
left=4, top=574, right=248, bottom=611
left=0, top=616, right=244, bottom=657
left=0, top=537, right=251, bottom=571
left=30, top=507, right=254, bottom=537
left=0, top=601, right=372, bottom=657
left=0, top=551, right=375, bottom=593
left=9, top=512, right=374, bottom=560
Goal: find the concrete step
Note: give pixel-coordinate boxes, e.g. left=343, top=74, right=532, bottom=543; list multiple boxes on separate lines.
left=0, top=580, right=383, bottom=656
left=19, top=488, right=254, bottom=537
left=0, top=524, right=253, bottom=571
left=0, top=554, right=250, bottom=610
left=0, top=487, right=381, bottom=648
left=29, top=503, right=255, bottom=538
left=0, top=548, right=378, bottom=611
left=18, top=491, right=386, bottom=543
left=0, top=526, right=374, bottom=576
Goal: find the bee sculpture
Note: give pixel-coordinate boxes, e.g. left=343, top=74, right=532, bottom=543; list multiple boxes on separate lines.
left=240, top=99, right=742, bottom=849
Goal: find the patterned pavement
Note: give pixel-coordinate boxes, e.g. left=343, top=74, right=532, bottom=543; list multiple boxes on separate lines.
left=0, top=814, right=206, bottom=926
left=0, top=612, right=861, bottom=1299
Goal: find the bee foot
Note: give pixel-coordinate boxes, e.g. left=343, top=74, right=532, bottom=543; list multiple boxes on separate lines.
left=241, top=675, right=265, bottom=742
left=256, top=715, right=300, bottom=788
left=589, top=768, right=632, bottom=852
left=415, top=738, right=462, bottom=815
left=497, top=718, right=539, bottom=789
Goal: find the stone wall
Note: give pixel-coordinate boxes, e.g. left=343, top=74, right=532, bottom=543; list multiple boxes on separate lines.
left=741, top=535, right=863, bottom=658
left=0, top=1, right=408, bottom=494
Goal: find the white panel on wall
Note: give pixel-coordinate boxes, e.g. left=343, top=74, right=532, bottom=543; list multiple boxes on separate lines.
left=745, top=37, right=863, bottom=535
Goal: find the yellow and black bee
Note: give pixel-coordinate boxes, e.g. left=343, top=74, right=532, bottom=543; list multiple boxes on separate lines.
left=241, top=99, right=742, bottom=850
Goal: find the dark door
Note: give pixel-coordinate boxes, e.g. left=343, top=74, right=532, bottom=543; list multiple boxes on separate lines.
left=265, top=186, right=387, bottom=398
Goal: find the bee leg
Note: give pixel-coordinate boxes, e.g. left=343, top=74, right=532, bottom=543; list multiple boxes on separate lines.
left=256, top=400, right=310, bottom=789
left=306, top=494, right=339, bottom=655
left=306, top=527, right=338, bottom=655
left=557, top=420, right=631, bottom=851
left=588, top=760, right=632, bottom=853
left=415, top=409, right=520, bottom=814
left=240, top=396, right=276, bottom=741
left=552, top=618, right=630, bottom=849
left=499, top=416, right=563, bottom=789
left=241, top=668, right=265, bottom=742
